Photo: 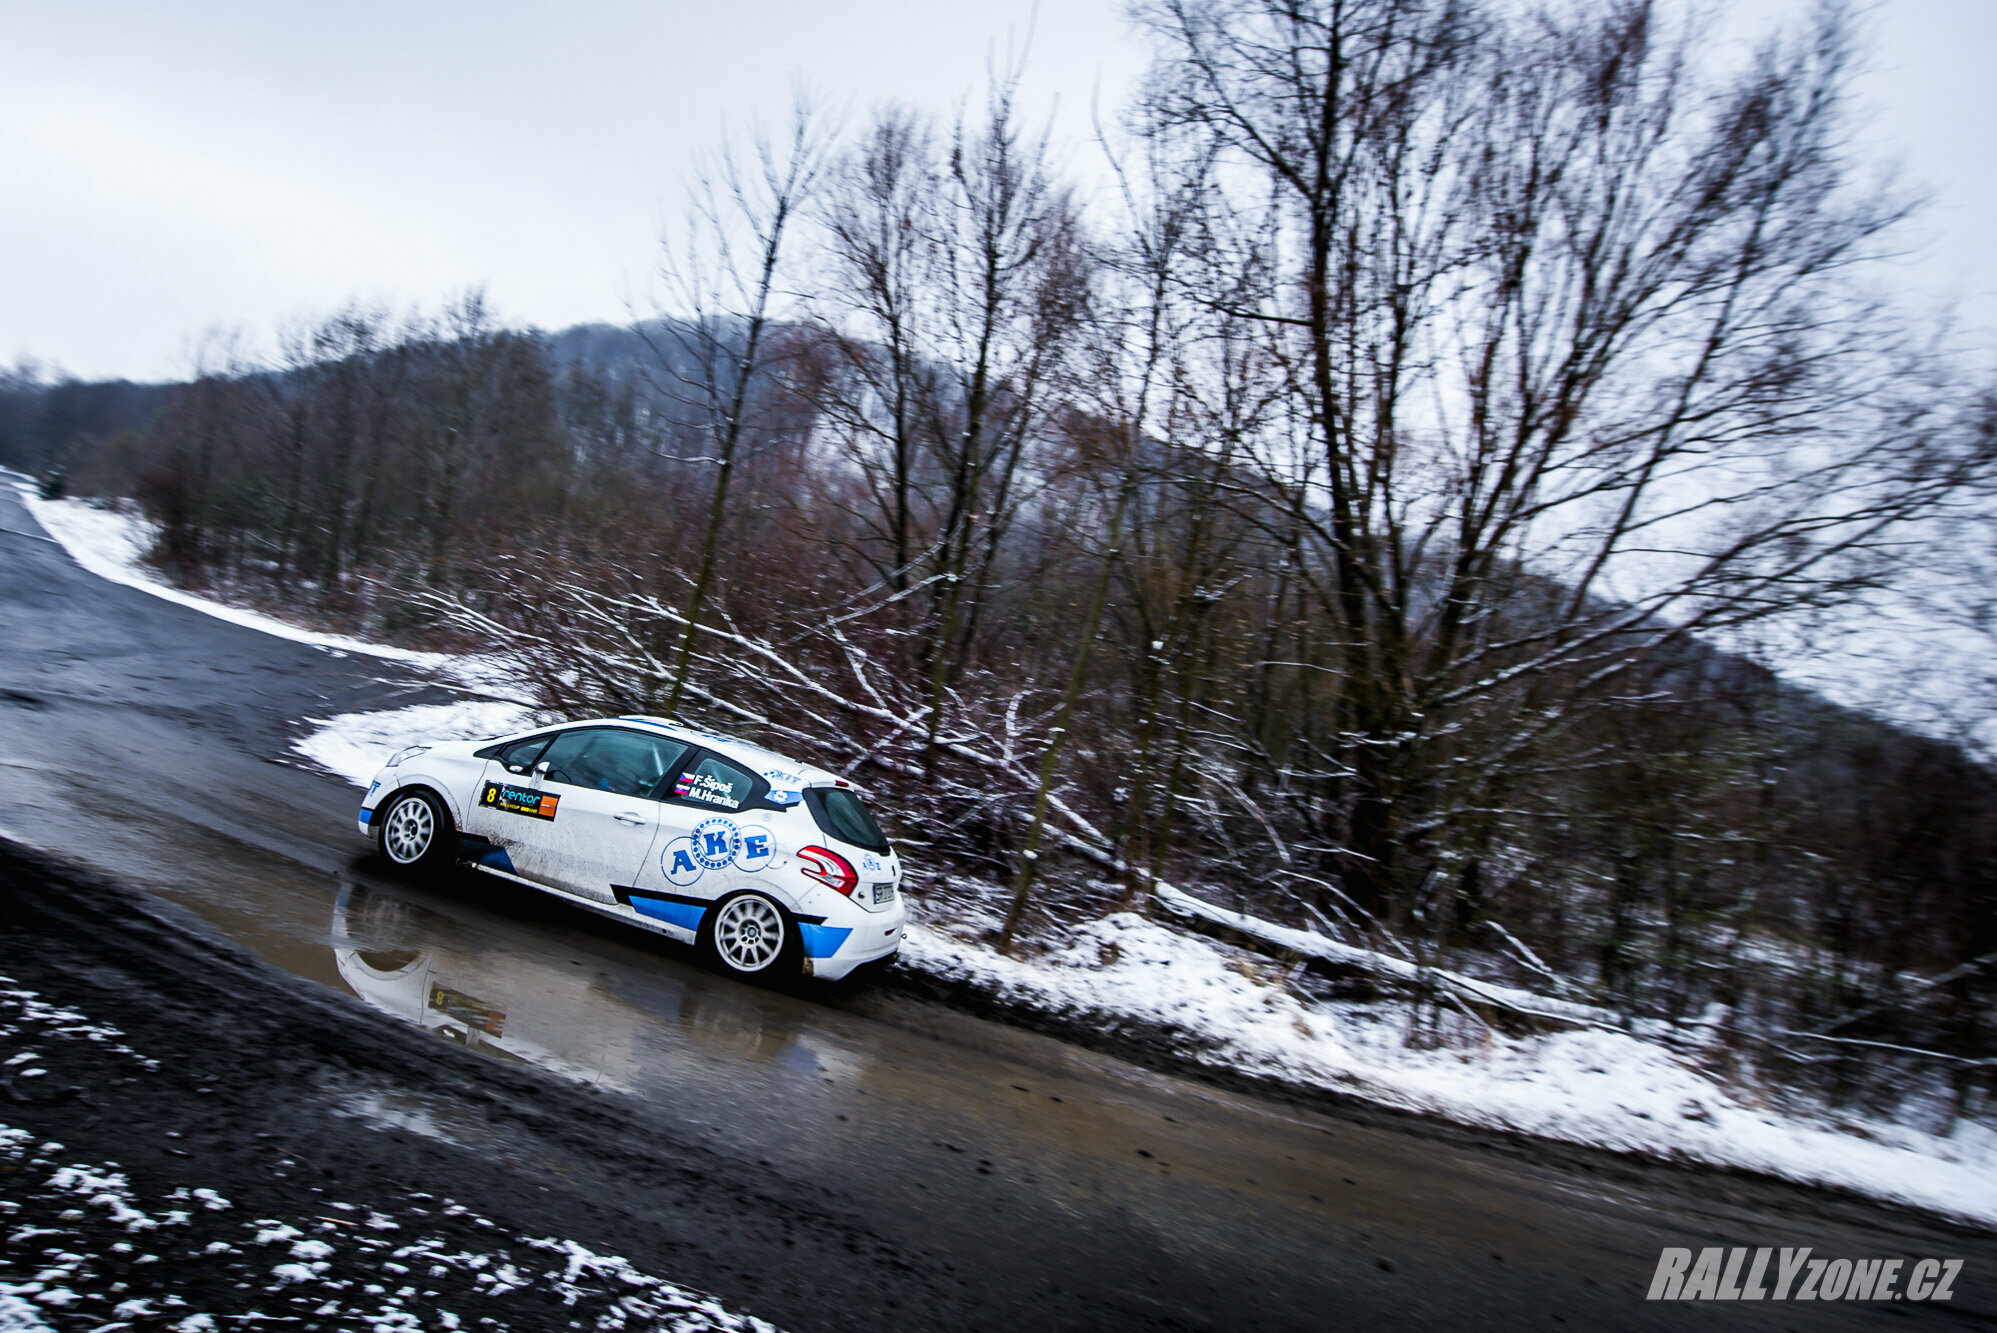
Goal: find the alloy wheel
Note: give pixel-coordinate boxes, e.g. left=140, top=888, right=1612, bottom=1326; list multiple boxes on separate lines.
left=383, top=795, right=435, bottom=865
left=713, top=894, right=786, bottom=972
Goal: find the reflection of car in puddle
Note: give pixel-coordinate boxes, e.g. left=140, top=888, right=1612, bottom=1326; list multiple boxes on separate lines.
left=331, top=873, right=865, bottom=1095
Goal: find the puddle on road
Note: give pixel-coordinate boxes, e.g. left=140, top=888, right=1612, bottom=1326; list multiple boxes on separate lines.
left=330, top=873, right=872, bottom=1106
left=334, top=1087, right=480, bottom=1151
left=303, top=862, right=1659, bottom=1274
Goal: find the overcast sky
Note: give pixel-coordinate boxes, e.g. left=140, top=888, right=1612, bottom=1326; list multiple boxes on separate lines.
left=5, top=0, right=1992, bottom=382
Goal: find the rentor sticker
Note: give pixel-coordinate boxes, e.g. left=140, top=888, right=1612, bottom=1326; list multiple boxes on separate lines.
left=428, top=985, right=505, bottom=1036
left=481, top=781, right=560, bottom=821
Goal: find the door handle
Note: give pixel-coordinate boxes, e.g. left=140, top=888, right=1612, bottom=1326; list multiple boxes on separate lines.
left=614, top=811, right=647, bottom=825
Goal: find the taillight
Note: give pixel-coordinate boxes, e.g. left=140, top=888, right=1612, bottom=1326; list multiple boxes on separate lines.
left=797, top=845, right=858, bottom=896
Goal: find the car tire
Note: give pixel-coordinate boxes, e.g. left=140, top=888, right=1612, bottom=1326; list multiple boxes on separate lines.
left=375, top=788, right=454, bottom=875
left=700, top=891, right=801, bottom=978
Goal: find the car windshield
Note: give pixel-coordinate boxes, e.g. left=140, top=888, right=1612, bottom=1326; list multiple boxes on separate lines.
left=804, top=787, right=890, bottom=853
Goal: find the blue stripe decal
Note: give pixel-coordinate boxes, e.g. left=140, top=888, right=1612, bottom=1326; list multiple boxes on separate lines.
left=358, top=806, right=374, bottom=825
left=476, top=845, right=516, bottom=874
left=630, top=897, right=706, bottom=933
left=797, top=923, right=852, bottom=958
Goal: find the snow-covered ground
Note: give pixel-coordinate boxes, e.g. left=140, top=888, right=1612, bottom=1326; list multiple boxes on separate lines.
left=0, top=977, right=778, bottom=1333
left=18, top=484, right=1997, bottom=1231
left=294, top=700, right=540, bottom=787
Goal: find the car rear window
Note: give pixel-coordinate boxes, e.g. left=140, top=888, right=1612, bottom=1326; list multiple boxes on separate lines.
left=804, top=787, right=890, bottom=853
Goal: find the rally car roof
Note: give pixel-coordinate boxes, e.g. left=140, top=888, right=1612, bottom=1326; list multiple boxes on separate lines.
left=607, top=715, right=852, bottom=792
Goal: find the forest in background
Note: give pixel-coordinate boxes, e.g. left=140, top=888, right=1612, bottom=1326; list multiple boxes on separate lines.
left=4, top=0, right=1994, bottom=1130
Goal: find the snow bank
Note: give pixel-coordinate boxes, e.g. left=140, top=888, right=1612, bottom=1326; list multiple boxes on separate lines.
left=296, top=701, right=539, bottom=788
left=902, top=910, right=1997, bottom=1230
left=1151, top=881, right=1620, bottom=1027
left=12, top=484, right=452, bottom=670
left=0, top=1117, right=777, bottom=1332
left=0, top=1291, right=54, bottom=1332
left=12, top=484, right=533, bottom=710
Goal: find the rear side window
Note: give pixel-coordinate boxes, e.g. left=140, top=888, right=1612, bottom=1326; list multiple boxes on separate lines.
left=804, top=788, right=890, bottom=853
left=670, top=754, right=758, bottom=811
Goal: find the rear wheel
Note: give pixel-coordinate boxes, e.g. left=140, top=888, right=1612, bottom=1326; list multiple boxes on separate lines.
left=701, top=892, right=799, bottom=977
left=376, top=788, right=453, bottom=874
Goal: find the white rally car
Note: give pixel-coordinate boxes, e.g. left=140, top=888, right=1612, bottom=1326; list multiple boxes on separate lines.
left=356, top=716, right=905, bottom=981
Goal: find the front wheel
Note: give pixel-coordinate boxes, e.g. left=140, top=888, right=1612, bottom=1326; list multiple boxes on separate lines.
left=376, top=788, right=453, bottom=874
left=701, top=892, right=800, bottom=977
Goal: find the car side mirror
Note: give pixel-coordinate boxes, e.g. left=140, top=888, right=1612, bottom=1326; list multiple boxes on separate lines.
left=535, top=760, right=551, bottom=776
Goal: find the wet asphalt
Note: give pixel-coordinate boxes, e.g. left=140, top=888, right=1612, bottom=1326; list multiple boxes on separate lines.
left=1, top=479, right=1994, bottom=1331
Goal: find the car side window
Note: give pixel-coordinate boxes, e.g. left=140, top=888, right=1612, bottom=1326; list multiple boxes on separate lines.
left=667, top=753, right=759, bottom=812
left=538, top=728, right=689, bottom=799
left=492, top=734, right=555, bottom=774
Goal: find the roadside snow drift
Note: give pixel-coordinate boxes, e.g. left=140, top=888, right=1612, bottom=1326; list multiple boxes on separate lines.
left=904, top=911, right=1997, bottom=1230
left=296, top=701, right=539, bottom=787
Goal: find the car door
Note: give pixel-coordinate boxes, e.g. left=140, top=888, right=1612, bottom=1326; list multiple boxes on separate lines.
left=494, top=727, right=689, bottom=903
left=620, top=749, right=779, bottom=932
left=462, top=732, right=560, bottom=846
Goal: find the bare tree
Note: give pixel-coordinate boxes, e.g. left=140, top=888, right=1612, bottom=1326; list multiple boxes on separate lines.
left=1135, top=0, right=1993, bottom=941
left=998, top=138, right=1211, bottom=945
left=910, top=71, right=1090, bottom=772
left=310, top=302, right=388, bottom=590
left=419, top=289, right=499, bottom=586
left=814, top=105, right=943, bottom=615
left=650, top=93, right=835, bottom=716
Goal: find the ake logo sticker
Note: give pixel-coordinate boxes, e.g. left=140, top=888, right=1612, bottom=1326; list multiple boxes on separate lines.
left=662, top=817, right=774, bottom=887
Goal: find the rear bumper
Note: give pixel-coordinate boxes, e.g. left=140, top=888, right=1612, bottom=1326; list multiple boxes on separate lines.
left=803, top=910, right=905, bottom=981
